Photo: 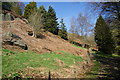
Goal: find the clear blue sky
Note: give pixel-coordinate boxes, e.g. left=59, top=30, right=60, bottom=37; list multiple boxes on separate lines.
left=23, top=2, right=97, bottom=31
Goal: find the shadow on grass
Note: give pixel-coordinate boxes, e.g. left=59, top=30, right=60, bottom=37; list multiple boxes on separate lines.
left=82, top=52, right=120, bottom=80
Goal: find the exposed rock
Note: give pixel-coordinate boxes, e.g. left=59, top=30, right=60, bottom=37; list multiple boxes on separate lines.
left=82, top=44, right=90, bottom=49
left=14, top=40, right=28, bottom=50
left=2, top=13, right=14, bottom=21
left=3, top=32, right=28, bottom=50
left=22, top=18, right=29, bottom=24
left=11, top=33, right=22, bottom=40
left=2, top=32, right=13, bottom=45
left=3, top=38, right=13, bottom=45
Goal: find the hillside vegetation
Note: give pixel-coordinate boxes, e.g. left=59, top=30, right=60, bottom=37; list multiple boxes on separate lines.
left=2, top=19, right=92, bottom=78
left=2, top=1, right=120, bottom=79
left=2, top=49, right=91, bottom=78
left=2, top=19, right=87, bottom=55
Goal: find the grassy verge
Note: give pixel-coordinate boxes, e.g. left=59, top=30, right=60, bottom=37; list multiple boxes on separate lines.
left=95, top=51, right=120, bottom=58
left=85, top=60, right=101, bottom=78
left=2, top=49, right=83, bottom=78
left=83, top=51, right=101, bottom=79
left=84, top=51, right=120, bottom=79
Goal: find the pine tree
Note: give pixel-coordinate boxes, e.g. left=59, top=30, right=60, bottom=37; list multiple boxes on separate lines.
left=46, top=6, right=58, bottom=35
left=96, top=2, right=120, bottom=54
left=2, top=2, right=22, bottom=16
left=10, top=2, right=22, bottom=16
left=95, top=16, right=114, bottom=54
left=111, top=20, right=120, bottom=55
left=2, top=2, right=11, bottom=10
left=58, top=19, right=67, bottom=40
left=38, top=5, right=47, bottom=30
left=24, top=2, right=37, bottom=19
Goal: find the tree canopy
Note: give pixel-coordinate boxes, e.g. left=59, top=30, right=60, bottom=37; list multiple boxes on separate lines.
left=38, top=5, right=47, bottom=30
left=95, top=16, right=114, bottom=54
left=2, top=2, right=23, bottom=16
left=46, top=6, right=59, bottom=35
left=24, top=2, right=37, bottom=19
left=58, top=19, right=67, bottom=40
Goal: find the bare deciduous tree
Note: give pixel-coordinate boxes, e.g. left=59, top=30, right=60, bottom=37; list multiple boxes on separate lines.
left=76, top=13, right=93, bottom=37
left=69, top=13, right=94, bottom=46
left=29, top=10, right=44, bottom=38
left=69, top=17, right=78, bottom=42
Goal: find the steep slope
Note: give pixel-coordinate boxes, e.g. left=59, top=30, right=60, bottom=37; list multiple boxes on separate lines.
left=2, top=19, right=88, bottom=57
left=1, top=19, right=94, bottom=78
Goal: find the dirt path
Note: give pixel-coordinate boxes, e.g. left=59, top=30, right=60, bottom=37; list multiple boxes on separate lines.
left=85, top=54, right=120, bottom=80
left=95, top=55, right=120, bottom=80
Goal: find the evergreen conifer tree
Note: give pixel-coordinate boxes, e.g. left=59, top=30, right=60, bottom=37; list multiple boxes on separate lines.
left=58, top=19, right=67, bottom=40
left=2, top=2, right=11, bottom=10
left=95, top=16, right=114, bottom=54
left=24, top=2, right=37, bottom=19
left=10, top=2, right=22, bottom=15
left=38, top=5, right=47, bottom=29
left=46, top=6, right=58, bottom=35
left=2, top=2, right=22, bottom=16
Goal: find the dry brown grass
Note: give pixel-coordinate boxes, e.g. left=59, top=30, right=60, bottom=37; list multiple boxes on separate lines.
left=2, top=19, right=88, bottom=58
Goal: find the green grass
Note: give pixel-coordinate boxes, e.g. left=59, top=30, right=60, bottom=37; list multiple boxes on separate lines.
left=2, top=49, right=83, bottom=78
left=94, top=51, right=120, bottom=58
left=2, top=49, right=15, bottom=55
left=72, top=45, right=86, bottom=50
left=85, top=60, right=101, bottom=78
left=84, top=51, right=120, bottom=79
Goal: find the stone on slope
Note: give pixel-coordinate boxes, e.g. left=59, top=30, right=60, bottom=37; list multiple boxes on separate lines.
left=3, top=32, right=28, bottom=50
left=14, top=40, right=28, bottom=50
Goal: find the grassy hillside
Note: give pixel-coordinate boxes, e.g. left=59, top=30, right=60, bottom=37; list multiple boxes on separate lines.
left=2, top=19, right=91, bottom=78
left=2, top=49, right=83, bottom=78
left=2, top=20, right=86, bottom=55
